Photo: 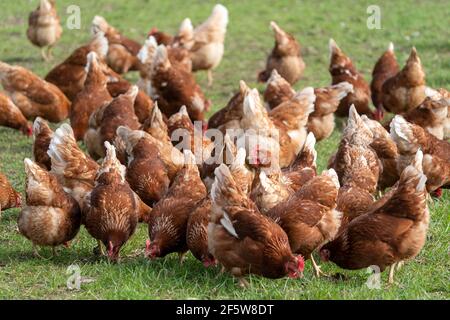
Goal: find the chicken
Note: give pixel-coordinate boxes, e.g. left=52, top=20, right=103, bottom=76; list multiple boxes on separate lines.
left=308, top=82, right=353, bottom=141
left=83, top=142, right=139, bottom=262
left=32, top=117, right=53, bottom=170
left=137, top=34, right=193, bottom=97
left=209, top=163, right=304, bottom=285
left=47, top=123, right=99, bottom=207
left=186, top=197, right=216, bottom=267
left=328, top=39, right=372, bottom=117
left=106, top=80, right=154, bottom=124
left=148, top=27, right=174, bottom=46
left=370, top=42, right=399, bottom=120
left=146, top=151, right=207, bottom=261
left=45, top=31, right=111, bottom=101
left=0, top=170, right=21, bottom=216
left=442, top=88, right=450, bottom=139
left=250, top=169, right=293, bottom=214
left=0, top=91, right=32, bottom=136
left=330, top=106, right=380, bottom=222
left=91, top=16, right=141, bottom=74
left=263, top=69, right=295, bottom=110
left=201, top=134, right=254, bottom=193
left=141, top=103, right=170, bottom=143
left=0, top=61, right=70, bottom=123
left=182, top=4, right=229, bottom=86
left=248, top=124, right=305, bottom=213
left=361, top=115, right=399, bottom=190
left=167, top=105, right=214, bottom=166
left=263, top=73, right=353, bottom=141
left=282, top=131, right=318, bottom=192
left=165, top=22, right=194, bottom=73
left=258, top=22, right=305, bottom=85
left=267, top=169, right=341, bottom=276
left=208, top=80, right=250, bottom=132
left=27, top=0, right=62, bottom=61
left=238, top=88, right=282, bottom=167
left=84, top=85, right=141, bottom=159
left=18, top=158, right=81, bottom=256
left=70, top=51, right=113, bottom=141
left=150, top=44, right=210, bottom=121
left=270, top=86, right=315, bottom=150
left=267, top=87, right=315, bottom=165
left=136, top=36, right=158, bottom=99
left=402, top=87, right=449, bottom=140
left=241, top=87, right=314, bottom=169
left=116, top=126, right=170, bottom=205
left=390, top=115, right=450, bottom=192
left=320, top=150, right=429, bottom=284
left=382, top=47, right=426, bottom=114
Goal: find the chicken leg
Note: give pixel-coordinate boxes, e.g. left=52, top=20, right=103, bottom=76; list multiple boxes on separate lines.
left=32, top=244, right=51, bottom=260
left=41, top=47, right=49, bottom=62
left=238, top=277, right=249, bottom=288
left=33, top=244, right=43, bottom=258
left=47, top=45, right=54, bottom=60
left=178, top=252, right=187, bottom=264
left=388, top=262, right=398, bottom=284
left=94, top=240, right=105, bottom=256
left=310, top=254, right=328, bottom=277
left=207, top=70, right=213, bottom=87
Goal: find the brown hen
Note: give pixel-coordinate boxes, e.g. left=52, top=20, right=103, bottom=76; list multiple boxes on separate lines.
left=382, top=47, right=426, bottom=114
left=27, top=0, right=62, bottom=61
left=258, top=22, right=305, bottom=85
left=370, top=42, right=399, bottom=120
left=267, top=169, right=341, bottom=277
left=329, top=39, right=372, bottom=117
left=19, top=158, right=81, bottom=256
left=0, top=92, right=31, bottom=136
left=320, top=150, right=429, bottom=284
left=0, top=61, right=70, bottom=123
left=146, top=151, right=207, bottom=261
left=32, top=117, right=53, bottom=170
left=84, top=142, right=139, bottom=262
left=209, top=163, right=304, bottom=286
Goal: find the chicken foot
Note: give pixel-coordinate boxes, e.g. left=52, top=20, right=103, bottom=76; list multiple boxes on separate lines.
left=238, top=277, right=249, bottom=289
left=395, top=260, right=404, bottom=272
left=93, top=240, right=105, bottom=256
left=41, top=47, right=49, bottom=62
left=47, top=45, right=54, bottom=60
left=310, top=254, right=328, bottom=277
left=388, top=262, right=398, bottom=284
left=178, top=252, right=187, bottom=264
left=207, top=70, right=213, bottom=87
left=32, top=244, right=52, bottom=260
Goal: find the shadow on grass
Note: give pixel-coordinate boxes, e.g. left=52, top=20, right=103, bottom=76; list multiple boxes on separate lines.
left=1, top=56, right=41, bottom=64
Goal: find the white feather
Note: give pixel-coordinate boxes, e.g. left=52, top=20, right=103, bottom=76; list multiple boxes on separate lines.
left=220, top=212, right=238, bottom=238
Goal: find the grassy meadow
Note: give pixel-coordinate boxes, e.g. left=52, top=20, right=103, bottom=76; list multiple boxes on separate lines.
left=0, top=0, right=449, bottom=299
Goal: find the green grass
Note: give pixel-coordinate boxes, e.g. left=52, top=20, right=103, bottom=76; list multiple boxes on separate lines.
left=1, top=0, right=449, bottom=299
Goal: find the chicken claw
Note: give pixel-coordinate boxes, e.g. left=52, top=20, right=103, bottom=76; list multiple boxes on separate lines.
left=238, top=277, right=249, bottom=289
left=32, top=244, right=51, bottom=260
left=207, top=70, right=213, bottom=87
left=310, top=254, right=329, bottom=277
